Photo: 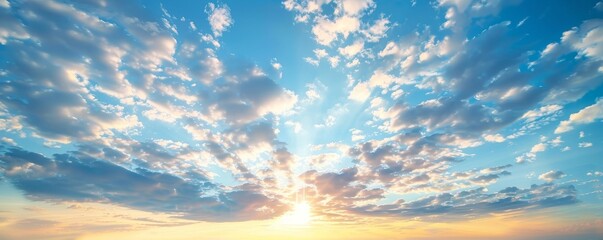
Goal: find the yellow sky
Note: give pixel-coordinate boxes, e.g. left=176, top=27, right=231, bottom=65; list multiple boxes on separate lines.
left=2, top=196, right=602, bottom=240
left=2, top=182, right=602, bottom=240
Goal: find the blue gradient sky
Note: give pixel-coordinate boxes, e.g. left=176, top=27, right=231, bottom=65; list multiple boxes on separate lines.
left=0, top=0, right=602, bottom=239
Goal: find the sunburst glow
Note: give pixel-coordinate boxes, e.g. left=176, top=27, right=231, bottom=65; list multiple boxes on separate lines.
left=279, top=202, right=312, bottom=226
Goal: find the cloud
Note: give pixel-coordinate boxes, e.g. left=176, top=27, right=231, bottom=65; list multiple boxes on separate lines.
left=304, top=81, right=327, bottom=103
left=351, top=128, right=365, bottom=142
left=301, top=167, right=384, bottom=208
left=337, top=0, right=375, bottom=16
left=0, top=0, right=197, bottom=142
left=521, top=105, right=563, bottom=122
left=555, top=99, right=603, bottom=133
left=562, top=20, right=603, bottom=61
left=348, top=70, right=407, bottom=103
left=205, top=3, right=233, bottom=37
left=200, top=73, right=298, bottom=125
left=304, top=57, right=320, bottom=66
left=517, top=17, right=528, bottom=27
left=0, top=148, right=286, bottom=221
left=312, top=15, right=360, bottom=45
left=516, top=138, right=552, bottom=164
left=349, top=81, right=372, bottom=102
left=353, top=183, right=577, bottom=217
left=1, top=137, right=15, bottom=145
left=338, top=40, right=364, bottom=58
left=438, top=0, right=473, bottom=12
left=282, top=0, right=332, bottom=22
left=271, top=58, right=283, bottom=78
left=284, top=0, right=379, bottom=46
left=362, top=17, right=392, bottom=42
left=531, top=143, right=547, bottom=153
left=346, top=58, right=360, bottom=68
left=1, top=81, right=141, bottom=143
left=328, top=56, right=340, bottom=67
left=1, top=0, right=601, bottom=229
left=0, top=2, right=29, bottom=44
left=539, top=171, right=567, bottom=182
left=483, top=134, right=505, bottom=143
left=309, top=152, right=341, bottom=168
left=314, top=48, right=328, bottom=59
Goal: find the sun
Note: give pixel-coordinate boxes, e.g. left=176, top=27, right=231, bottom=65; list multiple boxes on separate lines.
left=278, top=202, right=312, bottom=226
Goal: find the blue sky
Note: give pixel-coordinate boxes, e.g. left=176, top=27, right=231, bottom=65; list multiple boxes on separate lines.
left=0, top=0, right=603, bottom=239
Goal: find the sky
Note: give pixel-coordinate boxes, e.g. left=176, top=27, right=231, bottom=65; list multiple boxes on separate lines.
left=0, top=0, right=603, bottom=239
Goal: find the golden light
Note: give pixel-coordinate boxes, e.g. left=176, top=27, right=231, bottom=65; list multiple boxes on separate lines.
left=278, top=201, right=312, bottom=226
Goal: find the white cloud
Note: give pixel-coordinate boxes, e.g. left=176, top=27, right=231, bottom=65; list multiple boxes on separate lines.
left=338, top=41, right=364, bottom=58
left=516, top=139, right=549, bottom=163
left=351, top=128, right=365, bottom=141
left=484, top=134, right=505, bottom=143
left=271, top=58, right=282, bottom=70
left=369, top=97, right=384, bottom=108
left=368, top=70, right=405, bottom=89
left=206, top=3, right=233, bottom=37
left=562, top=20, right=603, bottom=60
left=538, top=170, right=566, bottom=182
left=314, top=48, right=328, bottom=59
left=517, top=17, right=528, bottom=27
left=579, top=142, right=593, bottom=148
left=438, top=0, right=472, bottom=12
left=338, top=0, right=375, bottom=16
left=391, top=89, right=404, bottom=100
left=305, top=81, right=326, bottom=103
left=312, top=15, right=360, bottom=45
left=0, top=0, right=9, bottom=8
left=378, top=41, right=401, bottom=57
left=521, top=105, right=562, bottom=122
left=283, top=0, right=331, bottom=17
left=362, top=17, right=391, bottom=42
left=256, top=89, right=298, bottom=118
left=201, top=34, right=221, bottom=48
left=349, top=70, right=408, bottom=102
left=346, top=58, right=360, bottom=68
left=531, top=143, right=547, bottom=153
left=328, top=56, right=340, bottom=67
left=587, top=171, right=603, bottom=176
left=549, top=136, right=563, bottom=147
left=1, top=137, right=16, bottom=145
left=304, top=57, right=319, bottom=66
left=349, top=81, right=371, bottom=102
left=555, top=99, right=603, bottom=133
left=271, top=58, right=283, bottom=78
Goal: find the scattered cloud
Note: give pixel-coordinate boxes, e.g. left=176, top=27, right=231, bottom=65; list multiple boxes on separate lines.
left=539, top=170, right=567, bottom=182
left=556, top=99, right=603, bottom=133
left=206, top=3, right=234, bottom=37
left=0, top=0, right=600, bottom=234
